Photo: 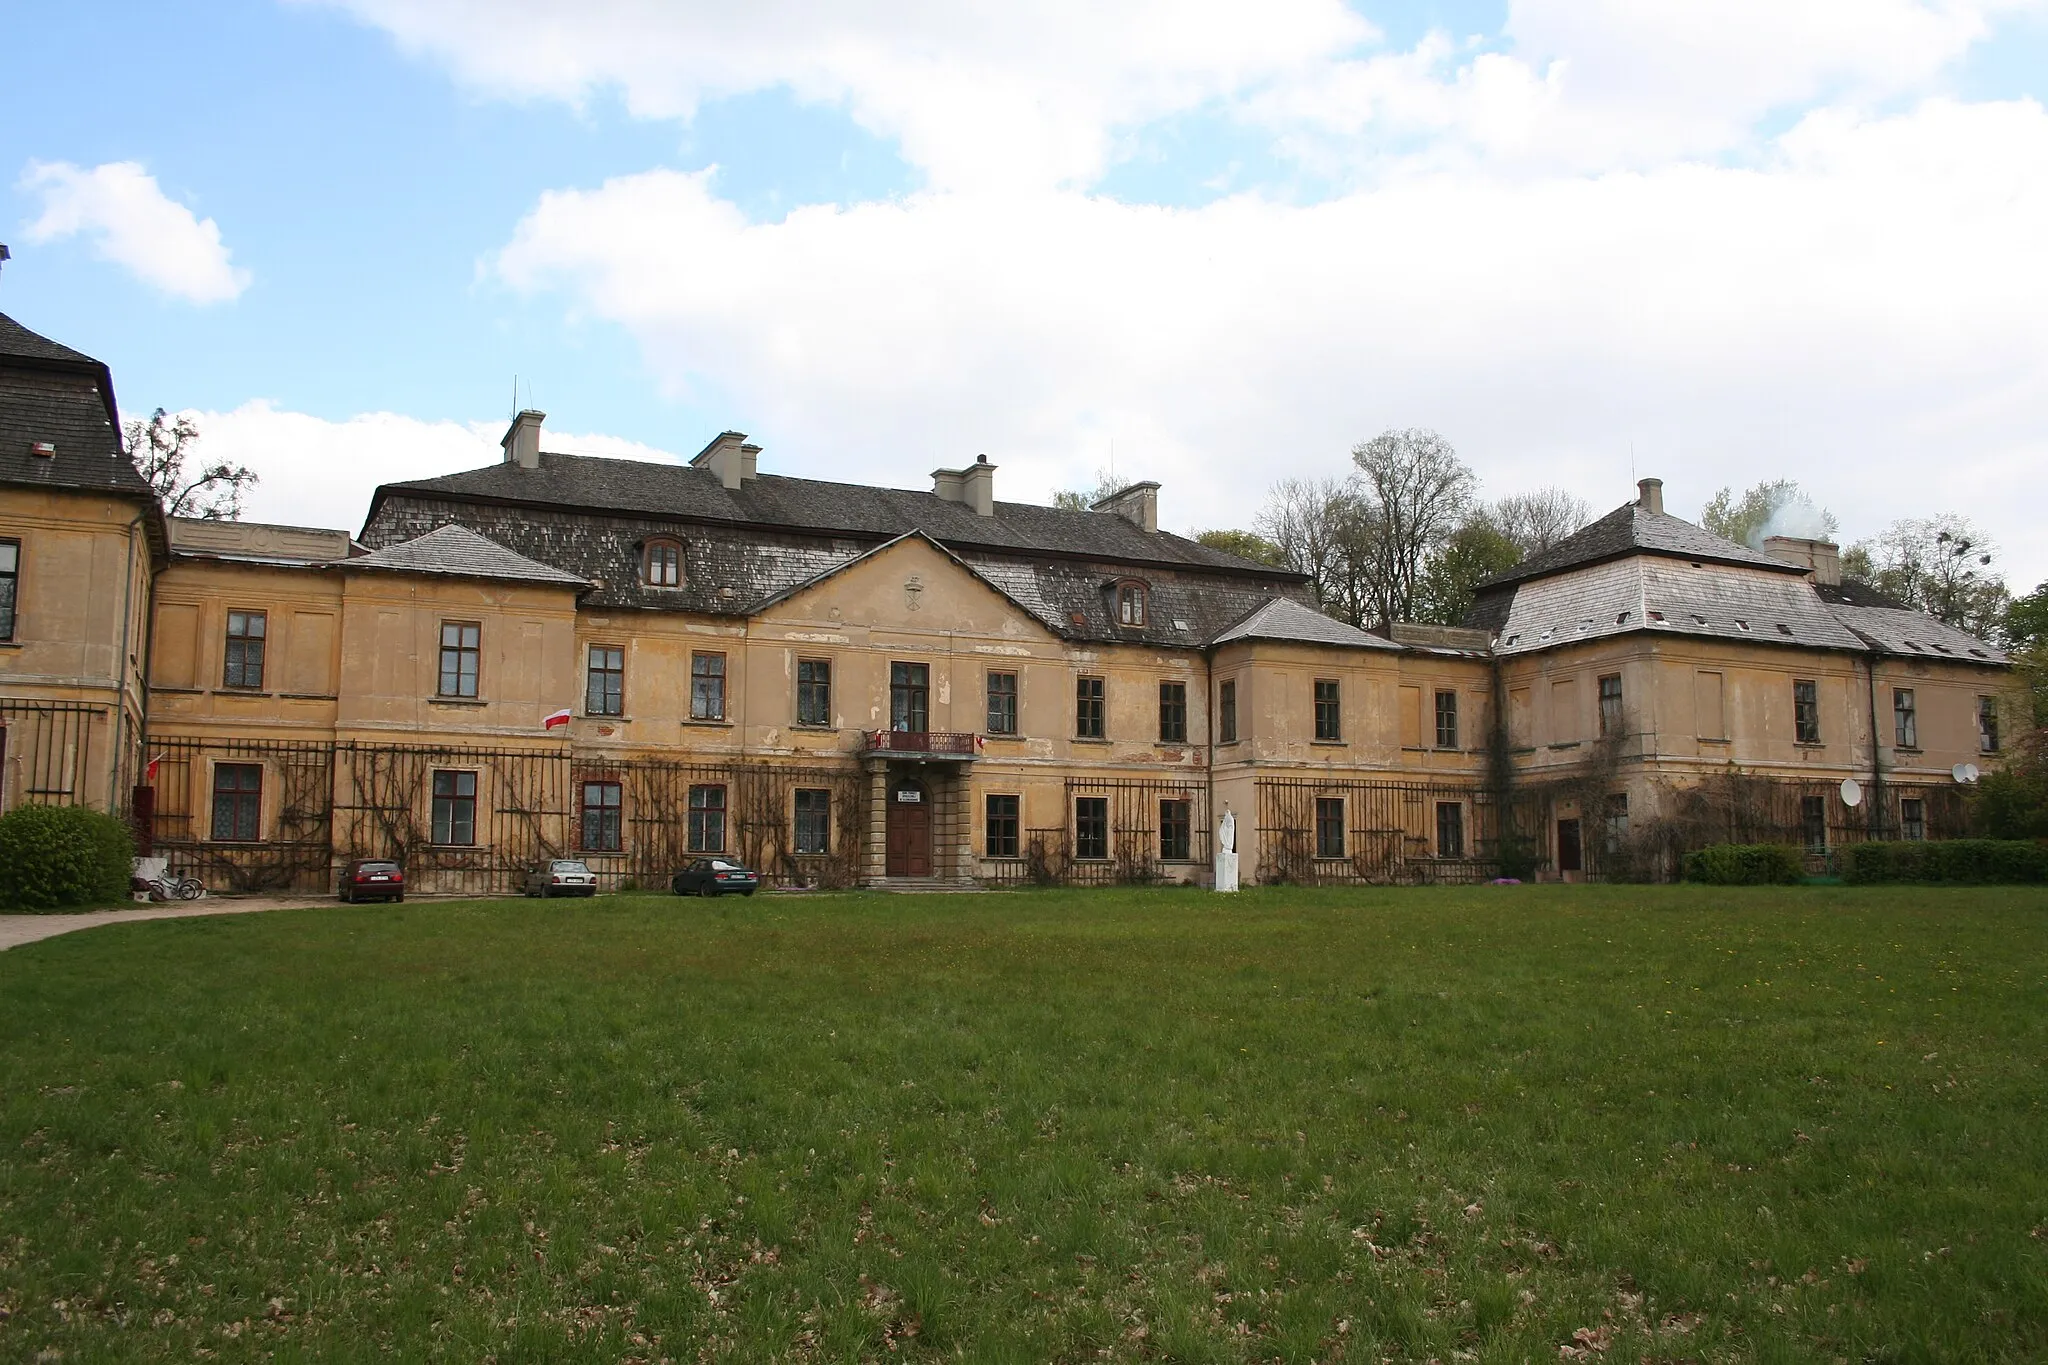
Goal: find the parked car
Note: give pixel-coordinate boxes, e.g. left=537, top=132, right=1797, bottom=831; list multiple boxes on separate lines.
left=338, top=858, right=405, bottom=903
left=525, top=859, right=599, bottom=898
left=671, top=858, right=759, bottom=897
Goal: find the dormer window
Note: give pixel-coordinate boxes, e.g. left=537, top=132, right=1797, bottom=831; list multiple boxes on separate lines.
left=1115, top=580, right=1147, bottom=627
left=644, top=539, right=682, bottom=587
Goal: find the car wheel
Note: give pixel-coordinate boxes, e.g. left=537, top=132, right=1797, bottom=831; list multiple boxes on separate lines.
left=338, top=890, right=352, bottom=903
left=704, top=883, right=721, bottom=898
left=392, top=892, right=404, bottom=903
left=741, top=888, right=756, bottom=897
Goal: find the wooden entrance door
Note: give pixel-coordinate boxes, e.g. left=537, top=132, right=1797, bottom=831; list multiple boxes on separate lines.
left=886, top=779, right=932, bottom=876
left=1557, top=818, right=1583, bottom=874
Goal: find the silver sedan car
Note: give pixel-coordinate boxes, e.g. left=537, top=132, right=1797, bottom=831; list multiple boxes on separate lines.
left=523, top=859, right=599, bottom=898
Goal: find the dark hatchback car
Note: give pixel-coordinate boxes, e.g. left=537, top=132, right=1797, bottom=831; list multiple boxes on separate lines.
left=338, top=859, right=405, bottom=903
left=671, top=858, right=759, bottom=897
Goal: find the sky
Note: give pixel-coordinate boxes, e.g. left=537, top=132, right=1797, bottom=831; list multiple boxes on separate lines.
left=3, top=0, right=2046, bottom=592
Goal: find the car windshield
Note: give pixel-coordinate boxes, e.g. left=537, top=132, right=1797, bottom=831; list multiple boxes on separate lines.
left=551, top=861, right=590, bottom=873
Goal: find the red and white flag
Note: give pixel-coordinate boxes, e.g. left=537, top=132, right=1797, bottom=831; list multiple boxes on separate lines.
left=144, top=753, right=166, bottom=783
left=543, top=708, right=573, bottom=730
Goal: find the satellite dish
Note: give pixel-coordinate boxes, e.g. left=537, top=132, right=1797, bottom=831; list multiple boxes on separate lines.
left=1953, top=763, right=1981, bottom=784
left=1965, top=763, right=1980, bottom=783
left=1840, top=777, right=1862, bottom=807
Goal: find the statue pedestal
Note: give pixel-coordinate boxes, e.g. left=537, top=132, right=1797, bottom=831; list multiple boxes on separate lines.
left=1214, top=849, right=1239, bottom=893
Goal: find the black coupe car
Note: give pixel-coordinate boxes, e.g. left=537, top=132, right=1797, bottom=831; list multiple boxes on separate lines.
left=671, top=858, right=759, bottom=897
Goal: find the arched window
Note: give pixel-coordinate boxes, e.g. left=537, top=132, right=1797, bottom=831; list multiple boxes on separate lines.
left=644, top=539, right=683, bottom=587
left=1115, top=580, right=1147, bottom=627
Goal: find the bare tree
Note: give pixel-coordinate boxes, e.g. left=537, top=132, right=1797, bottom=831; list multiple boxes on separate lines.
left=126, top=408, right=258, bottom=520
left=1255, top=475, right=1359, bottom=619
left=1847, top=514, right=2010, bottom=638
left=1348, top=428, right=1476, bottom=625
left=1052, top=469, right=1134, bottom=511
left=1491, top=488, right=1592, bottom=556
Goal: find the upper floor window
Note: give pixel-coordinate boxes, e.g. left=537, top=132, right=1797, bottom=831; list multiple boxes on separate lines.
left=224, top=610, right=267, bottom=690
left=1116, top=581, right=1147, bottom=627
left=1219, top=679, right=1238, bottom=744
left=1893, top=687, right=1917, bottom=750
left=1434, top=690, right=1459, bottom=749
left=1314, top=679, right=1341, bottom=742
left=644, top=540, right=682, bottom=587
left=0, top=538, right=20, bottom=641
left=1979, top=696, right=2001, bottom=754
left=890, top=662, right=929, bottom=732
left=986, top=671, right=1018, bottom=735
left=1158, top=680, right=1187, bottom=743
left=586, top=645, right=624, bottom=716
left=439, top=621, right=480, bottom=698
left=432, top=769, right=477, bottom=846
left=1598, top=674, right=1624, bottom=737
left=797, top=659, right=832, bottom=727
left=1793, top=679, right=1820, bottom=744
left=691, top=652, right=725, bottom=720
left=211, top=763, right=262, bottom=842
left=1076, top=676, right=1106, bottom=739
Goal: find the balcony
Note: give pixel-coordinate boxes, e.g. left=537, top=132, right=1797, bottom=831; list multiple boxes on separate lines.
left=863, top=730, right=981, bottom=760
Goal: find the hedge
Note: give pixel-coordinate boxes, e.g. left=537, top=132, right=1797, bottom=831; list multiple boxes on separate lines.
left=0, top=803, right=136, bottom=912
left=1840, top=839, right=2048, bottom=885
left=1681, top=843, right=1806, bottom=885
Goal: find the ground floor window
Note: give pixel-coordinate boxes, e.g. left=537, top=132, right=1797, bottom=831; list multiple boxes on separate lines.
left=1436, top=801, right=1465, bottom=858
left=1315, top=797, right=1345, bottom=858
left=431, top=769, right=477, bottom=846
left=986, top=794, right=1020, bottom=858
left=1900, top=797, right=1926, bottom=841
left=211, top=763, right=262, bottom=842
left=1159, top=799, right=1192, bottom=861
left=1603, top=793, right=1629, bottom=852
left=1800, top=794, right=1827, bottom=851
left=688, top=784, right=727, bottom=852
left=1074, top=796, right=1109, bottom=860
left=580, top=779, right=622, bottom=852
left=794, top=788, right=830, bottom=854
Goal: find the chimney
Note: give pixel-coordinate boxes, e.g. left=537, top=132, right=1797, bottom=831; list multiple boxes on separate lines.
left=1636, top=477, right=1664, bottom=515
left=1763, top=535, right=1843, bottom=587
left=931, top=453, right=997, bottom=516
left=501, top=409, right=545, bottom=470
left=1092, top=481, right=1160, bottom=533
left=690, top=430, right=758, bottom=491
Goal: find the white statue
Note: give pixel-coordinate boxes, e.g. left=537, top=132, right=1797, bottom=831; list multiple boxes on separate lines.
left=1215, top=806, right=1239, bottom=893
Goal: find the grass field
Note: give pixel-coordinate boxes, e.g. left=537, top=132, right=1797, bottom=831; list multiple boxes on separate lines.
left=3, top=885, right=2046, bottom=1363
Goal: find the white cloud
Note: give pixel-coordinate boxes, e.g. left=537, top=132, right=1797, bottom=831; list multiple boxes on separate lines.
left=19, top=160, right=251, bottom=303
left=179, top=401, right=678, bottom=534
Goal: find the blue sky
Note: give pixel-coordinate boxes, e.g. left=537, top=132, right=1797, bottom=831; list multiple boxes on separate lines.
left=4, top=1, right=2047, bottom=588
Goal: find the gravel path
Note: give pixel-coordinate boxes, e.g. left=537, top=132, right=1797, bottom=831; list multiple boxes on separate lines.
left=0, top=897, right=334, bottom=952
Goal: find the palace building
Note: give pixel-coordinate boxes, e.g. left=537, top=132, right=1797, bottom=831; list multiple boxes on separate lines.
left=0, top=310, right=2014, bottom=892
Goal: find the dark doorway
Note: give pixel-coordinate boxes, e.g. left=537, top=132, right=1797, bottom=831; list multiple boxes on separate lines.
left=1557, top=818, right=1583, bottom=874
left=886, top=777, right=932, bottom=876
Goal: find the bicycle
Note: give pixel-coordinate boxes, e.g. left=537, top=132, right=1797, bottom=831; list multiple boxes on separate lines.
left=140, top=874, right=204, bottom=902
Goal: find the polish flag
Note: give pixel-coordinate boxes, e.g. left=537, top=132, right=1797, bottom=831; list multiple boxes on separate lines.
left=543, top=708, right=573, bottom=730
left=144, top=753, right=166, bottom=783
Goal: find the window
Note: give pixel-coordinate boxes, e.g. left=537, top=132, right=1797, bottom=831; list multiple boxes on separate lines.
left=1603, top=793, right=1629, bottom=853
left=691, top=652, right=726, bottom=720
left=1434, top=690, right=1459, bottom=749
left=224, top=610, right=266, bottom=689
left=1075, top=796, right=1109, bottom=860
left=687, top=784, right=727, bottom=852
left=986, top=794, right=1020, bottom=858
left=586, top=645, right=624, bottom=717
left=0, top=538, right=16, bottom=641
left=1158, top=681, right=1187, bottom=743
left=1218, top=679, right=1238, bottom=743
left=1800, top=794, right=1827, bottom=852
left=1598, top=674, right=1623, bottom=737
left=797, top=659, right=832, bottom=727
left=1900, top=797, right=1927, bottom=841
left=1979, top=697, right=2001, bottom=754
left=1159, top=799, right=1192, bottom=861
left=439, top=621, right=480, bottom=698
left=889, top=662, right=929, bottom=732
left=580, top=780, right=622, bottom=852
left=644, top=540, right=682, bottom=587
left=1116, top=581, right=1147, bottom=627
left=1436, top=802, right=1465, bottom=858
left=1893, top=687, right=1917, bottom=749
left=1315, top=797, right=1345, bottom=858
left=210, top=763, right=262, bottom=842
left=431, top=770, right=477, bottom=845
left=794, top=788, right=831, bottom=854
left=1076, top=676, right=1105, bottom=739
left=1794, top=679, right=1820, bottom=744
left=986, top=671, right=1017, bottom=735
left=1314, top=679, right=1342, bottom=742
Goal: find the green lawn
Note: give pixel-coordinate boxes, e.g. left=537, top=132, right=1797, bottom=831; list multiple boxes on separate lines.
left=3, top=886, right=2046, bottom=1363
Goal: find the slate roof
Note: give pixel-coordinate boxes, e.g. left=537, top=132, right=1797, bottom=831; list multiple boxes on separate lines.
left=0, top=312, right=104, bottom=368
left=369, top=452, right=1301, bottom=579
left=1491, top=556, right=1870, bottom=656
left=1478, top=499, right=1802, bottom=591
left=0, top=311, right=152, bottom=503
left=345, top=524, right=591, bottom=587
left=1825, top=603, right=2007, bottom=664
left=1211, top=596, right=1401, bottom=650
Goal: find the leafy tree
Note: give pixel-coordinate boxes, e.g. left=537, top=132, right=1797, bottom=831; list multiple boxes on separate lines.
left=1052, top=469, right=1133, bottom=512
left=0, top=804, right=135, bottom=911
left=1848, top=514, right=2010, bottom=639
left=1347, top=428, right=1477, bottom=626
left=1700, top=479, right=1837, bottom=549
left=125, top=409, right=257, bottom=520
left=1412, top=514, right=1524, bottom=625
left=1491, top=488, right=1591, bottom=556
left=2003, top=581, right=2048, bottom=727
left=1193, top=528, right=1285, bottom=567
left=1972, top=731, right=2048, bottom=840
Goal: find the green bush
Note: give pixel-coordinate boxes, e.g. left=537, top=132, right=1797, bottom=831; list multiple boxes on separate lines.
left=1840, top=839, right=2048, bottom=885
left=1681, top=843, right=1806, bottom=885
left=0, top=803, right=136, bottom=911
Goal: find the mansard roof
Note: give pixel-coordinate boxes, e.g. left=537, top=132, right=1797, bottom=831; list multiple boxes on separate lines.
left=369, top=452, right=1301, bottom=580
left=345, top=523, right=591, bottom=588
left=1478, top=499, right=1802, bottom=591
left=0, top=310, right=153, bottom=505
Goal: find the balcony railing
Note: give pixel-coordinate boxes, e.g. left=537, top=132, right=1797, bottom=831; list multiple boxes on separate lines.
left=863, top=730, right=980, bottom=758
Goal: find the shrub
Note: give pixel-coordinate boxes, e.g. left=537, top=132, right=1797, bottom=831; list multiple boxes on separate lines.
left=1680, top=843, right=1805, bottom=885
left=1840, top=839, right=2048, bottom=885
left=0, top=803, right=136, bottom=911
